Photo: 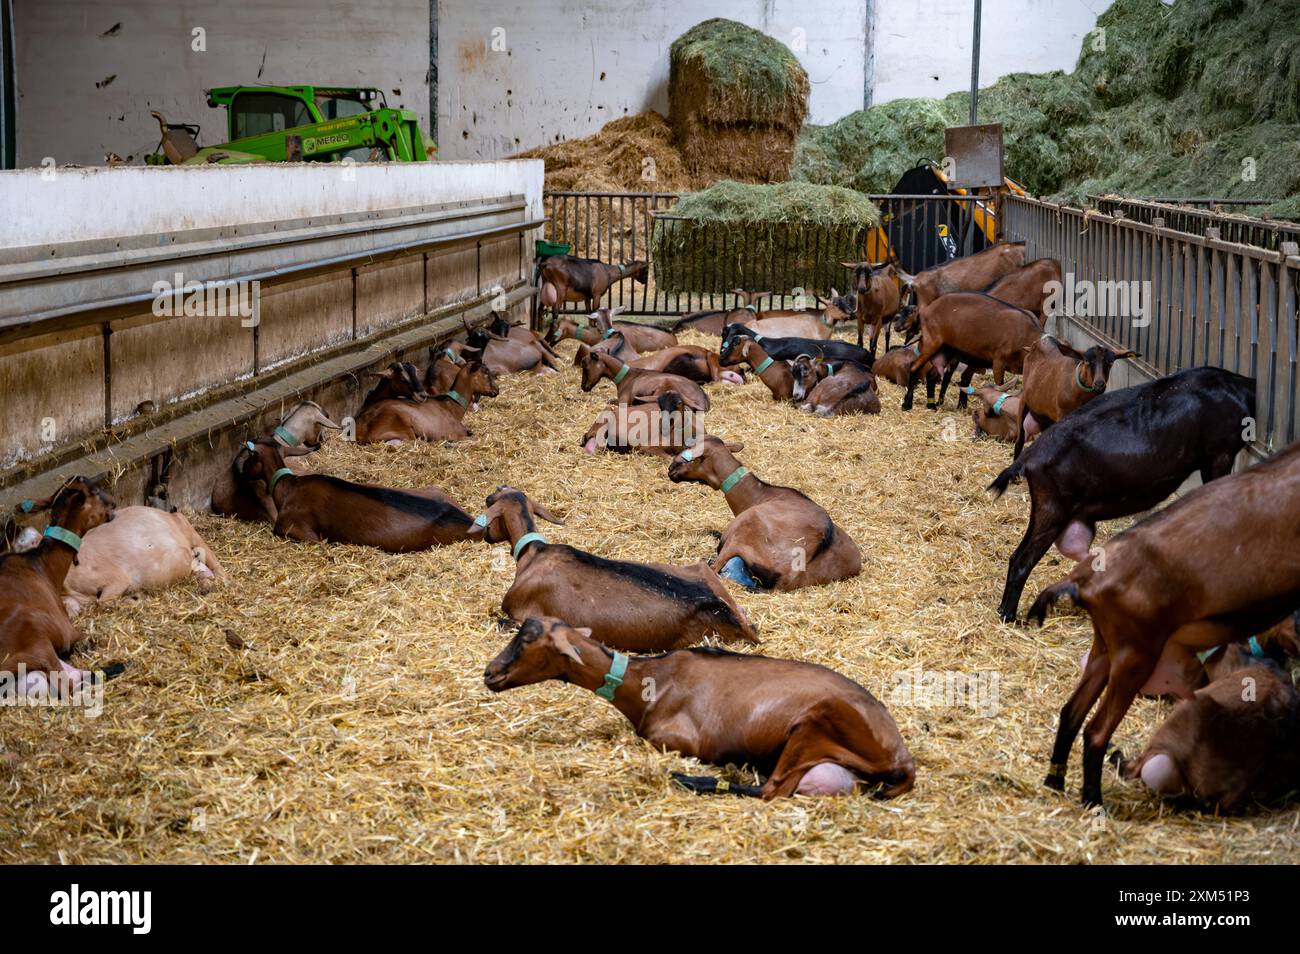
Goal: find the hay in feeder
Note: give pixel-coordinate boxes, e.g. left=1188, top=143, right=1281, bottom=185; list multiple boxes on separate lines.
left=3, top=327, right=1298, bottom=864
left=669, top=18, right=809, bottom=183
left=651, top=180, right=880, bottom=294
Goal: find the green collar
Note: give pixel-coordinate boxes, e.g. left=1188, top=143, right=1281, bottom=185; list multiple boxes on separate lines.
left=43, top=525, right=82, bottom=552
left=444, top=348, right=464, bottom=365
left=910, top=344, right=921, bottom=356
left=269, top=467, right=294, bottom=494
left=612, top=364, right=630, bottom=384
left=596, top=651, right=629, bottom=702
left=273, top=425, right=300, bottom=446
left=824, top=362, right=834, bottom=376
left=444, top=389, right=469, bottom=409
left=991, top=393, right=1010, bottom=416
left=617, top=264, right=627, bottom=276
left=720, top=466, right=750, bottom=494
left=1075, top=363, right=1104, bottom=393
left=753, top=356, right=774, bottom=375
left=512, top=532, right=547, bottom=559
left=602, top=327, right=618, bottom=340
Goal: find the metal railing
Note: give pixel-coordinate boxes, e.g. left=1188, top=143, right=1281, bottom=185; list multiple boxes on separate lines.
left=540, top=190, right=996, bottom=315
left=1005, top=194, right=1300, bottom=451
left=1089, top=195, right=1300, bottom=253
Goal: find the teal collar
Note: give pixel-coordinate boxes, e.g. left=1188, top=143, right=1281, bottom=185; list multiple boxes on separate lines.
left=512, top=532, right=547, bottom=559
left=444, top=389, right=469, bottom=409
left=612, top=364, right=630, bottom=384
left=602, top=327, right=618, bottom=340
left=273, top=425, right=300, bottom=446
left=617, top=264, right=627, bottom=276
left=991, top=393, right=1010, bottom=416
left=753, top=356, right=774, bottom=374
left=1075, top=363, right=1103, bottom=393
left=824, top=362, right=834, bottom=375
left=596, top=651, right=629, bottom=702
left=269, top=467, right=294, bottom=494
left=19, top=499, right=35, bottom=513
left=910, top=344, right=921, bottom=356
left=444, top=348, right=464, bottom=365
left=472, top=513, right=489, bottom=529
left=1198, top=636, right=1266, bottom=664
left=43, top=525, right=82, bottom=552
left=720, top=466, right=750, bottom=494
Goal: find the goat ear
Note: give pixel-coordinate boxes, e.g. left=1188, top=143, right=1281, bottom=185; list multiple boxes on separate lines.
left=466, top=501, right=502, bottom=538
left=1115, top=350, right=1139, bottom=360
left=278, top=444, right=315, bottom=458
left=725, top=442, right=745, bottom=453
left=609, top=305, right=626, bottom=318
left=530, top=500, right=565, bottom=526
left=550, top=629, right=584, bottom=664
left=309, top=407, right=343, bottom=429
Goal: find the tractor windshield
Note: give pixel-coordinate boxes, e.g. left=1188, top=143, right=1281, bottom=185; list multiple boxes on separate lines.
left=231, top=92, right=313, bottom=139
left=316, top=95, right=371, bottom=121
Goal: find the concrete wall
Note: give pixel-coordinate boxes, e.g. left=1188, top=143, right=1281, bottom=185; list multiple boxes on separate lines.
left=868, top=0, right=1110, bottom=107
left=438, top=0, right=868, bottom=160
left=13, top=0, right=430, bottom=167
left=0, top=159, right=542, bottom=475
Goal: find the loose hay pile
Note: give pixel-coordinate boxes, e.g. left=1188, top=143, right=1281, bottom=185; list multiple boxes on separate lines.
left=514, top=111, right=694, bottom=194
left=669, top=19, right=809, bottom=184
left=3, top=330, right=1299, bottom=863
left=651, top=181, right=880, bottom=294
left=792, top=0, right=1300, bottom=216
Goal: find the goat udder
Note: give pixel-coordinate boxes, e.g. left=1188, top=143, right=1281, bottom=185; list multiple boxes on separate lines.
left=540, top=282, right=559, bottom=307
left=1139, top=753, right=1185, bottom=796
left=721, top=370, right=744, bottom=385
left=796, top=762, right=857, bottom=796
left=1055, top=520, right=1094, bottom=561
left=583, top=437, right=600, bottom=454
left=1023, top=412, right=1041, bottom=437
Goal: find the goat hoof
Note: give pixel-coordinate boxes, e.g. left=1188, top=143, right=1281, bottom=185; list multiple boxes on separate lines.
left=1043, top=773, right=1066, bottom=792
left=900, top=400, right=913, bottom=411
left=1082, top=791, right=1103, bottom=809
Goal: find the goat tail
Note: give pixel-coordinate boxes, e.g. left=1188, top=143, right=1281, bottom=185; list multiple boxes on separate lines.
left=671, top=772, right=763, bottom=798
left=1027, top=580, right=1080, bottom=627
left=987, top=458, right=1024, bottom=500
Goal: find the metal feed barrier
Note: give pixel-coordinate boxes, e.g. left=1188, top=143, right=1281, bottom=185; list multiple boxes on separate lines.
left=539, top=190, right=994, bottom=315
left=1089, top=195, right=1300, bottom=253
left=1004, top=194, right=1300, bottom=452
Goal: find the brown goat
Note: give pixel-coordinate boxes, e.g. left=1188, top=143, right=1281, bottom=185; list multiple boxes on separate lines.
left=577, top=347, right=711, bottom=411
left=580, top=392, right=707, bottom=456
left=1029, top=439, right=1300, bottom=807
left=900, top=241, right=1027, bottom=309
left=0, top=478, right=116, bottom=692
left=239, top=441, right=476, bottom=550
left=538, top=256, right=648, bottom=321
left=353, top=360, right=499, bottom=443
left=548, top=308, right=675, bottom=354
left=982, top=258, right=1061, bottom=324
left=468, top=488, right=758, bottom=650
left=1013, top=336, right=1138, bottom=460
left=718, top=337, right=795, bottom=401
left=1112, top=638, right=1300, bottom=812
left=627, top=344, right=744, bottom=385
left=211, top=401, right=339, bottom=521
left=966, top=384, right=1026, bottom=443
left=484, top=617, right=915, bottom=799
left=790, top=356, right=881, bottom=417
left=668, top=437, right=863, bottom=590
left=842, top=261, right=902, bottom=352
left=904, top=292, right=1042, bottom=410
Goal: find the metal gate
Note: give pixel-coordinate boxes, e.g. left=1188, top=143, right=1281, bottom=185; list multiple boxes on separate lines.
left=1005, top=194, right=1300, bottom=451
left=540, top=190, right=994, bottom=315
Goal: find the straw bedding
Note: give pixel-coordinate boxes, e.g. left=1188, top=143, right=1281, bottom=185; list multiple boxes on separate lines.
left=3, top=329, right=1298, bottom=864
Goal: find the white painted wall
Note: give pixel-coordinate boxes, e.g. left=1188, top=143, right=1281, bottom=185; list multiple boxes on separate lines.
left=12, top=0, right=1109, bottom=168
left=868, top=0, right=1111, bottom=106
left=0, top=159, right=543, bottom=247
left=437, top=0, right=868, bottom=160
left=13, top=0, right=431, bottom=168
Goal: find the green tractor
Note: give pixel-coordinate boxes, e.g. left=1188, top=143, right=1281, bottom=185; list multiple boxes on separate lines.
left=146, top=85, right=436, bottom=166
